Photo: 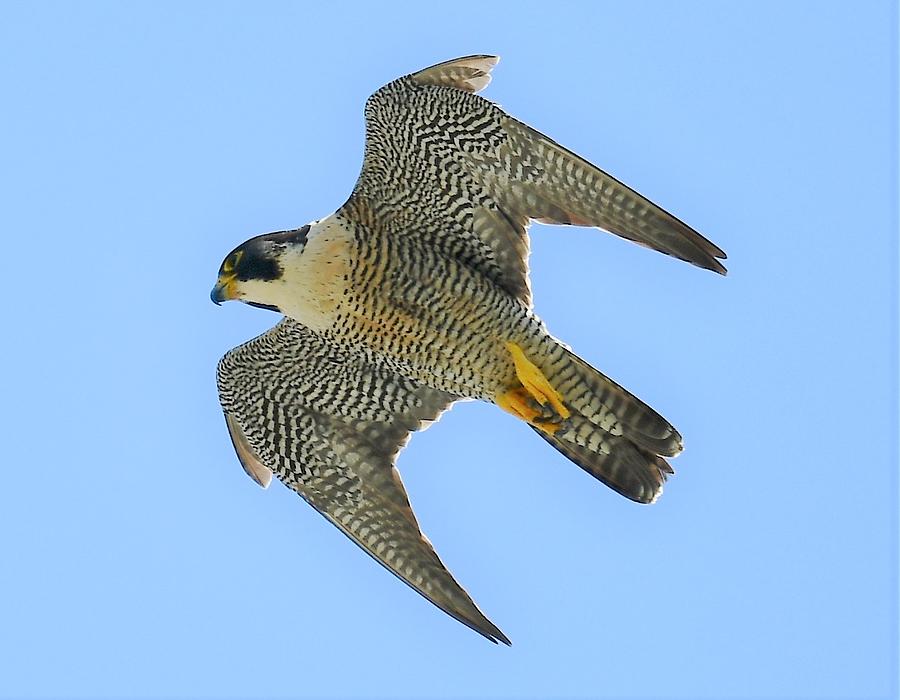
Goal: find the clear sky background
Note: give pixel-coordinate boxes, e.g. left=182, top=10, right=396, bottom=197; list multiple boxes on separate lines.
left=1, top=2, right=896, bottom=698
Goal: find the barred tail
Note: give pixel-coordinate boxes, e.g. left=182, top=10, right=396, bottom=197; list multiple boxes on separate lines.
left=536, top=424, right=674, bottom=504
left=541, top=344, right=683, bottom=504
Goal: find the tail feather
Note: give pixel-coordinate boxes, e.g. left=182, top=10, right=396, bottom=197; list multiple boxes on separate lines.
left=533, top=425, right=672, bottom=504
left=533, top=343, right=682, bottom=503
left=548, top=346, right=683, bottom=455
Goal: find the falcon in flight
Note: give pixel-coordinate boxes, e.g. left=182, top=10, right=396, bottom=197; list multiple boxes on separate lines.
left=211, top=55, right=726, bottom=645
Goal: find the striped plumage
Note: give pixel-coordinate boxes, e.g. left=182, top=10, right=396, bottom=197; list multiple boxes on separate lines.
left=212, top=55, right=725, bottom=644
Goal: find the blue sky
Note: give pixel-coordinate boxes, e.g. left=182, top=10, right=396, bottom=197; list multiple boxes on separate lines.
left=1, top=1, right=896, bottom=698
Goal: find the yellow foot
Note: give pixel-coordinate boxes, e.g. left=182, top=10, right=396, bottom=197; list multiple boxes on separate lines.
left=497, top=342, right=571, bottom=436
left=504, top=342, right=570, bottom=420
left=497, top=386, right=542, bottom=423
left=497, top=387, right=566, bottom=436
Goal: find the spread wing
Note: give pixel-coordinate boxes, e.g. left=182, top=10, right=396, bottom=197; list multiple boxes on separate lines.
left=216, top=319, right=510, bottom=645
left=346, top=54, right=726, bottom=306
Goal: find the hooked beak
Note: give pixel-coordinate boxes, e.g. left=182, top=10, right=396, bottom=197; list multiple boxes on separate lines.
left=210, top=276, right=237, bottom=305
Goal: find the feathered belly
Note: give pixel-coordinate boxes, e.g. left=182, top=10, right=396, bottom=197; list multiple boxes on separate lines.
left=335, top=243, right=541, bottom=400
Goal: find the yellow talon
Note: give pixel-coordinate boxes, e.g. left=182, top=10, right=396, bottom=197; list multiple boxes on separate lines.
left=504, top=342, right=570, bottom=420
left=496, top=342, right=570, bottom=436
left=497, top=387, right=542, bottom=424
left=497, top=387, right=565, bottom=436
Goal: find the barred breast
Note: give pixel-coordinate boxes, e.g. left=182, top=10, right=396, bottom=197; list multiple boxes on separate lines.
left=305, top=213, right=547, bottom=401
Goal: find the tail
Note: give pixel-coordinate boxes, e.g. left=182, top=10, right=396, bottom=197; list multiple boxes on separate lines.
left=541, top=344, right=683, bottom=504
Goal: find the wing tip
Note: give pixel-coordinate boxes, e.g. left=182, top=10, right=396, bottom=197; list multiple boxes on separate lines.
left=687, top=227, right=728, bottom=274
left=410, top=54, right=501, bottom=94
left=706, top=256, right=728, bottom=276
left=473, top=619, right=512, bottom=646
left=224, top=412, right=274, bottom=489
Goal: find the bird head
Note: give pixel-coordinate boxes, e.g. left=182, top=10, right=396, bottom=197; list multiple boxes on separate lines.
left=210, top=226, right=310, bottom=312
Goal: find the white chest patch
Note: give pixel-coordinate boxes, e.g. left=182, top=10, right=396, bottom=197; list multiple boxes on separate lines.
left=273, top=215, right=353, bottom=333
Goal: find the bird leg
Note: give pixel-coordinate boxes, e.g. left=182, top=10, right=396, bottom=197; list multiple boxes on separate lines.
left=497, top=342, right=570, bottom=435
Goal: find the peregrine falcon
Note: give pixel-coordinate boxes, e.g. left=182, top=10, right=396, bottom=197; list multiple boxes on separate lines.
left=211, top=55, right=726, bottom=645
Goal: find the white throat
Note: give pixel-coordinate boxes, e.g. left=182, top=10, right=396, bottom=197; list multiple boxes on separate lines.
left=259, top=214, right=353, bottom=332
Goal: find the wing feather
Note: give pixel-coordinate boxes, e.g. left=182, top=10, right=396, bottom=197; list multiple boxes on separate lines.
left=216, top=320, right=510, bottom=644
left=410, top=54, right=499, bottom=93
left=347, top=55, right=726, bottom=306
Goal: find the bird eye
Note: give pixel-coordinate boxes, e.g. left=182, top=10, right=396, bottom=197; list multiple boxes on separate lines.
left=223, top=250, right=243, bottom=273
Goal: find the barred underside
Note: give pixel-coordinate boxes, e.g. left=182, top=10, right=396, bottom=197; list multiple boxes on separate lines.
left=217, top=320, right=509, bottom=645
left=350, top=57, right=724, bottom=312
left=340, top=56, right=709, bottom=505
